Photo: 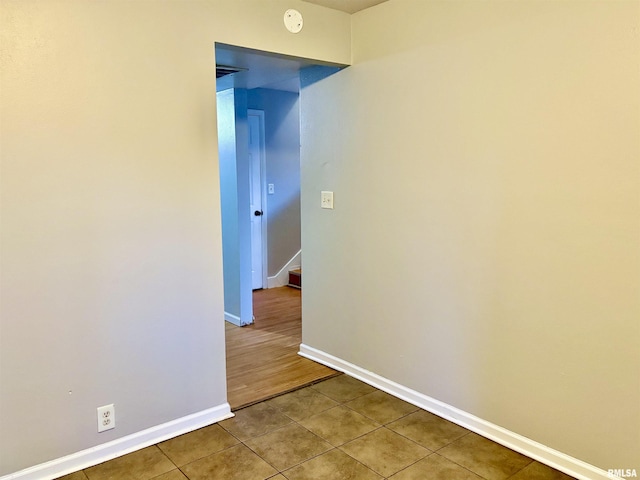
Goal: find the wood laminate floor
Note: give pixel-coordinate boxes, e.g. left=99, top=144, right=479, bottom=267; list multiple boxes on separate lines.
left=225, top=286, right=338, bottom=410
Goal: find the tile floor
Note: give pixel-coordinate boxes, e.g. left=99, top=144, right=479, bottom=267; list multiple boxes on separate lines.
left=57, top=375, right=575, bottom=480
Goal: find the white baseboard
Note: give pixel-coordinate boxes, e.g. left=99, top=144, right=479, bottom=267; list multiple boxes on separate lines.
left=267, top=250, right=301, bottom=288
left=224, top=311, right=241, bottom=326
left=298, top=344, right=619, bottom=480
left=2, top=403, right=233, bottom=480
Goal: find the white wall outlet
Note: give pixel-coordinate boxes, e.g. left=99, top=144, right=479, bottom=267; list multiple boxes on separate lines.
left=97, top=404, right=115, bottom=432
left=268, top=183, right=275, bottom=194
left=321, top=191, right=334, bottom=209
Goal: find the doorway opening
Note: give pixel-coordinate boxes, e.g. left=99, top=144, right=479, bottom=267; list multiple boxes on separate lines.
left=215, top=43, right=344, bottom=409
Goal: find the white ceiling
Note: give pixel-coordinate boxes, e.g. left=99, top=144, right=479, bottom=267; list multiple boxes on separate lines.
left=301, top=0, right=388, bottom=14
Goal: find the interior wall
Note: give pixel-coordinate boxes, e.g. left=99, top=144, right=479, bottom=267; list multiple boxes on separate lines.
left=301, top=0, right=639, bottom=471
left=247, top=88, right=301, bottom=277
left=217, top=89, right=252, bottom=325
left=0, top=0, right=350, bottom=475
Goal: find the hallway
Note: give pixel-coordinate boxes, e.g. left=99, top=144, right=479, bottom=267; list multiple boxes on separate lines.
left=225, top=287, right=338, bottom=409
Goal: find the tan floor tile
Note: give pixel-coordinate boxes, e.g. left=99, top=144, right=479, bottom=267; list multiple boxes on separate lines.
left=299, top=405, right=379, bottom=446
left=219, top=402, right=291, bottom=441
left=387, top=410, right=469, bottom=450
left=389, top=454, right=484, bottom=479
left=346, top=390, right=419, bottom=424
left=150, top=470, right=188, bottom=480
left=157, top=424, right=239, bottom=466
left=310, top=375, right=376, bottom=403
left=55, top=472, right=88, bottom=480
left=181, top=444, right=276, bottom=480
left=438, top=433, right=532, bottom=480
left=58, top=385, right=556, bottom=480
left=509, top=461, right=576, bottom=479
left=266, top=386, right=338, bottom=421
left=245, top=422, right=332, bottom=470
left=84, top=446, right=175, bottom=480
left=340, top=427, right=430, bottom=477
left=284, top=448, right=383, bottom=480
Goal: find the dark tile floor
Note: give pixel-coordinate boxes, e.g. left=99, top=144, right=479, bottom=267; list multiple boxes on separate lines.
left=58, top=375, right=575, bottom=480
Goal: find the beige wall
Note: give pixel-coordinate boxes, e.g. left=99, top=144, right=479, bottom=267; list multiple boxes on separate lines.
left=0, top=0, right=349, bottom=474
left=301, top=0, right=639, bottom=471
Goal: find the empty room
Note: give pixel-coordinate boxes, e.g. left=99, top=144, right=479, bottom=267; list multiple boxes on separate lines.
left=0, top=0, right=638, bottom=479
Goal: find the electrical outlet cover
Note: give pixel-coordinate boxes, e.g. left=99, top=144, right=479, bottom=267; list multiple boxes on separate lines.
left=97, top=404, right=115, bottom=432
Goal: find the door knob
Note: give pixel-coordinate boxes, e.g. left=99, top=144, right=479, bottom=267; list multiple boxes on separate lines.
left=254, top=210, right=263, bottom=216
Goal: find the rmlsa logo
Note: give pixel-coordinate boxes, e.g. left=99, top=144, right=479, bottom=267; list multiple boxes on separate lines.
left=608, top=469, right=638, bottom=478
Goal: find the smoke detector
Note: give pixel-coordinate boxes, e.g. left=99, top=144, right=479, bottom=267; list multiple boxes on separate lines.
left=284, top=9, right=303, bottom=33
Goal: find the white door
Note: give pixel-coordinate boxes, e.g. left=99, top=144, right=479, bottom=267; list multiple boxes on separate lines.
left=248, top=110, right=266, bottom=290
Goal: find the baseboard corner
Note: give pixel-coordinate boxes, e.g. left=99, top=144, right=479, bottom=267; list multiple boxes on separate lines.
left=298, top=343, right=616, bottom=480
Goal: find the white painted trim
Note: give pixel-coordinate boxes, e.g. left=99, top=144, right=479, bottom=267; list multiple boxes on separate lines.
left=225, top=311, right=253, bottom=326
left=1, top=403, right=233, bottom=480
left=298, top=344, right=620, bottom=480
left=224, top=311, right=242, bottom=326
left=267, top=250, right=301, bottom=288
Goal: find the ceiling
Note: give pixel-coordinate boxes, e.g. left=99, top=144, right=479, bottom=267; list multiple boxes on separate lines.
left=301, top=0, right=388, bottom=14
left=216, top=44, right=345, bottom=93
left=215, top=1, right=388, bottom=92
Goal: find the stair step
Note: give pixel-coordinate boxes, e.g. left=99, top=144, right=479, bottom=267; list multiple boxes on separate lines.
left=288, top=268, right=301, bottom=289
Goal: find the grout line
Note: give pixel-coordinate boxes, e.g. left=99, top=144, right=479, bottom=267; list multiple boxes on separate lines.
left=431, top=452, right=494, bottom=480
left=503, top=458, right=538, bottom=480
left=386, top=451, right=437, bottom=479
left=80, top=376, right=573, bottom=480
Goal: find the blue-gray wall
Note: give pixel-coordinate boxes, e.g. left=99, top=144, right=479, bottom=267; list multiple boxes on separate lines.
left=217, top=89, right=252, bottom=324
left=248, top=89, right=301, bottom=277
left=218, top=87, right=300, bottom=323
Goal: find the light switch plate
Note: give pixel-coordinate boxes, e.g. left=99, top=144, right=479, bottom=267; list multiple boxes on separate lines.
left=268, top=183, right=275, bottom=194
left=321, top=191, right=334, bottom=209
